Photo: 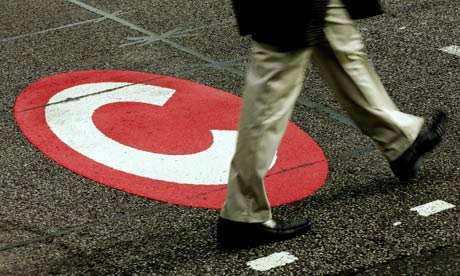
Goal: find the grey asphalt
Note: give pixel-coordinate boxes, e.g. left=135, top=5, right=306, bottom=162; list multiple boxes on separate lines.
left=1, top=0, right=459, bottom=275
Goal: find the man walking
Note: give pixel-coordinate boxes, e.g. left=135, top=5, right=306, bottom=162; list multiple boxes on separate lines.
left=217, top=0, right=447, bottom=247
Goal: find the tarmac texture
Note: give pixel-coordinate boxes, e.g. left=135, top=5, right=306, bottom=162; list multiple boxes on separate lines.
left=1, top=0, right=459, bottom=275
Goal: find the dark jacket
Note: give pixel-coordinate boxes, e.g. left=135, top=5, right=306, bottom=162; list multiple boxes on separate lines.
left=232, top=0, right=383, bottom=51
left=343, top=0, right=383, bottom=20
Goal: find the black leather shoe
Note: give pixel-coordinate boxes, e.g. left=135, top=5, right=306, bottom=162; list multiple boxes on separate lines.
left=390, top=111, right=448, bottom=182
left=217, top=217, right=311, bottom=248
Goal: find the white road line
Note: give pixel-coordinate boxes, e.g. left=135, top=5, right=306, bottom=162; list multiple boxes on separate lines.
left=0, top=11, right=128, bottom=43
left=247, top=252, right=298, bottom=272
left=66, top=0, right=244, bottom=76
left=410, top=200, right=455, bottom=217
left=440, top=45, right=460, bottom=57
left=1, top=18, right=101, bottom=42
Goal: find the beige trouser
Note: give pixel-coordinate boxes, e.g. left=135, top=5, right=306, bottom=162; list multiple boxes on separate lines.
left=220, top=0, right=424, bottom=223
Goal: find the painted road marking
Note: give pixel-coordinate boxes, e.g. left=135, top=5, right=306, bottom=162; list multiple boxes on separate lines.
left=410, top=200, right=455, bottom=217
left=15, top=70, right=328, bottom=208
left=440, top=45, right=460, bottom=57
left=45, top=82, right=250, bottom=185
left=247, top=252, right=298, bottom=272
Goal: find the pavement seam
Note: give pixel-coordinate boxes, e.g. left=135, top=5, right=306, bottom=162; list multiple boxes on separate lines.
left=336, top=242, right=460, bottom=276
left=1, top=16, right=108, bottom=43
left=2, top=0, right=354, bottom=130
left=0, top=146, right=376, bottom=253
left=14, top=67, right=204, bottom=113
left=64, top=0, right=355, bottom=129
left=0, top=203, right=172, bottom=253
left=15, top=76, right=167, bottom=113
left=65, top=0, right=242, bottom=75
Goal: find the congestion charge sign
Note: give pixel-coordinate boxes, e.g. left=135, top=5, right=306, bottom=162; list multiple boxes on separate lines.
left=14, top=70, right=328, bottom=209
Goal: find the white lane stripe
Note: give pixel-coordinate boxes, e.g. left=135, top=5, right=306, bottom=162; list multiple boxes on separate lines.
left=410, top=200, right=455, bottom=217
left=440, top=45, right=460, bottom=57
left=247, top=252, right=298, bottom=271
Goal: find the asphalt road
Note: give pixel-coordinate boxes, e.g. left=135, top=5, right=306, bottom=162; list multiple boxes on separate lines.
left=1, top=0, right=459, bottom=275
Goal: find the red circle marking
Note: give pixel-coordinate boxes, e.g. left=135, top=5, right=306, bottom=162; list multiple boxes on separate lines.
left=14, top=70, right=328, bottom=209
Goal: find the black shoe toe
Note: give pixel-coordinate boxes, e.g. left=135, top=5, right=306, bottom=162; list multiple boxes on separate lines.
left=390, top=110, right=448, bottom=182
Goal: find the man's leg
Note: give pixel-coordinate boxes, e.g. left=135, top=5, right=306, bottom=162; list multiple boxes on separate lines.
left=217, top=41, right=313, bottom=247
left=312, top=0, right=424, bottom=160
left=220, top=41, right=312, bottom=223
left=311, top=0, right=446, bottom=180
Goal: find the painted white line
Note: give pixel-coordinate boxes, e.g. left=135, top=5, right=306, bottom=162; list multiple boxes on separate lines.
left=440, top=45, right=460, bottom=57
left=247, top=252, right=298, bottom=272
left=0, top=11, right=128, bottom=43
left=46, top=82, right=278, bottom=184
left=66, top=0, right=244, bottom=76
left=410, top=200, right=455, bottom=217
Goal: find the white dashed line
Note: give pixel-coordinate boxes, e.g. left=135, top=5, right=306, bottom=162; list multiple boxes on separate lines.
left=440, top=45, right=460, bottom=57
left=247, top=252, right=298, bottom=272
left=410, top=200, right=455, bottom=217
